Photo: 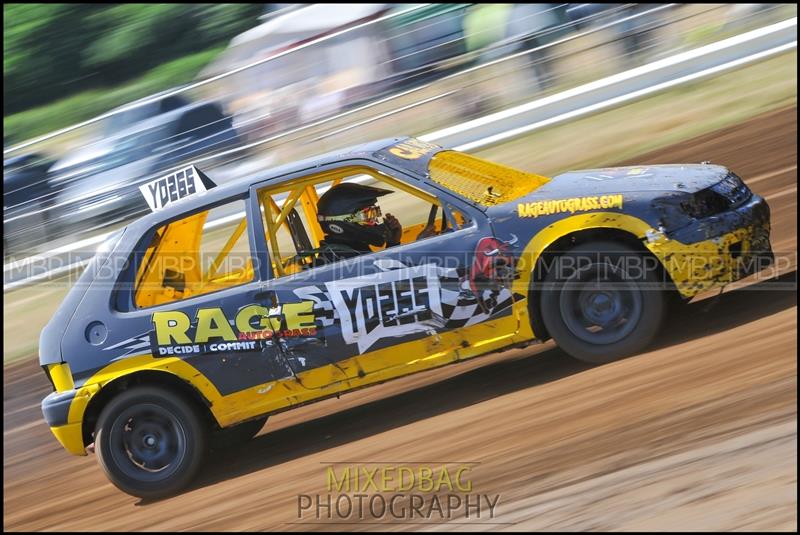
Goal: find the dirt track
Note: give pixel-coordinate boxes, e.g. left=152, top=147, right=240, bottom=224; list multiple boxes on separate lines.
left=3, top=107, right=797, bottom=531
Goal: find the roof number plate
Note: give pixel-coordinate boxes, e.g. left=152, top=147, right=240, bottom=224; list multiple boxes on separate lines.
left=139, top=165, right=216, bottom=212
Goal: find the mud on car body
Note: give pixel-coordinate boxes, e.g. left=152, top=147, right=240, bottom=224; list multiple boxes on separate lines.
left=39, top=137, right=774, bottom=498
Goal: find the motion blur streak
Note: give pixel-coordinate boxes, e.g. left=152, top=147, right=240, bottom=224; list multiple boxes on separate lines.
left=446, top=40, right=796, bottom=152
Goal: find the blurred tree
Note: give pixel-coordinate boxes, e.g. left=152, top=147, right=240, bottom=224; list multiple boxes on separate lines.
left=196, top=4, right=266, bottom=43
left=463, top=4, right=513, bottom=53
left=3, top=3, right=264, bottom=115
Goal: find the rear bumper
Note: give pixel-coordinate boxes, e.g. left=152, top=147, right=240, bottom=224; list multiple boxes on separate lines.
left=648, top=194, right=774, bottom=297
left=49, top=422, right=86, bottom=456
left=42, top=390, right=75, bottom=427
left=41, top=389, right=89, bottom=456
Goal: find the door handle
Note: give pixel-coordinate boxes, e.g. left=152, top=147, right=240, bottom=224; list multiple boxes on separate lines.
left=254, top=289, right=278, bottom=307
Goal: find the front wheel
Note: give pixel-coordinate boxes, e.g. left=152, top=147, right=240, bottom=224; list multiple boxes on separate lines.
left=95, top=386, right=208, bottom=499
left=540, top=241, right=666, bottom=363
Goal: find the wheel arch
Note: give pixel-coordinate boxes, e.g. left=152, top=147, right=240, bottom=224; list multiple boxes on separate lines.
left=525, top=226, right=678, bottom=341
left=81, top=370, right=217, bottom=448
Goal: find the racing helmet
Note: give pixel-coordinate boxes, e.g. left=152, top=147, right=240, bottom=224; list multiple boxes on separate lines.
left=317, top=183, right=393, bottom=247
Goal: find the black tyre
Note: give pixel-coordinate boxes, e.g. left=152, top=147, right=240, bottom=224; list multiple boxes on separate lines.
left=95, top=386, right=208, bottom=499
left=540, top=241, right=666, bottom=363
left=210, top=416, right=268, bottom=451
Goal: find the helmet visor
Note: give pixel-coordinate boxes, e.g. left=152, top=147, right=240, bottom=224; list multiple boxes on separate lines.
left=318, top=205, right=382, bottom=226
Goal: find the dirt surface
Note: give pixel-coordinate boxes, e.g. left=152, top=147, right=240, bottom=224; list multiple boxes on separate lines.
left=3, top=107, right=797, bottom=531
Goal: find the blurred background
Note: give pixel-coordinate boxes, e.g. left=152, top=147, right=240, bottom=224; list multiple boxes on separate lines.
left=4, top=3, right=795, bottom=264
left=3, top=4, right=797, bottom=531
left=4, top=2, right=796, bottom=359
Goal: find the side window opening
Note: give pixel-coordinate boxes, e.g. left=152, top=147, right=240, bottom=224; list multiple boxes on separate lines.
left=259, top=184, right=331, bottom=276
left=443, top=203, right=472, bottom=230
left=256, top=166, right=473, bottom=279
left=131, top=199, right=253, bottom=309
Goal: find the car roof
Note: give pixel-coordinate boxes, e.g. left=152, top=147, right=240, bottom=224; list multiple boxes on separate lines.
left=110, top=90, right=191, bottom=114
left=109, top=101, right=215, bottom=138
left=126, top=136, right=412, bottom=234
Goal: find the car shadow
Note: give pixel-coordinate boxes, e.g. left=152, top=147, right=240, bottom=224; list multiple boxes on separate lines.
left=653, top=269, right=797, bottom=349
left=136, top=269, right=797, bottom=504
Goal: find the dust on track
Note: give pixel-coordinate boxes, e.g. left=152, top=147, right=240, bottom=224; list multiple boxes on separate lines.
left=4, top=107, right=796, bottom=531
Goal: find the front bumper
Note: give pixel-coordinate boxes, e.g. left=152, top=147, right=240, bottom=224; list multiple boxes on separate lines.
left=647, top=194, right=774, bottom=297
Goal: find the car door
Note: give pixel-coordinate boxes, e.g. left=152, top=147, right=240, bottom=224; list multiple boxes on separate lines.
left=140, top=277, right=297, bottom=397
left=249, top=161, right=521, bottom=389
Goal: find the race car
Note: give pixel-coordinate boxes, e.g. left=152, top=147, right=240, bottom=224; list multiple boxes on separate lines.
left=39, top=137, right=773, bottom=498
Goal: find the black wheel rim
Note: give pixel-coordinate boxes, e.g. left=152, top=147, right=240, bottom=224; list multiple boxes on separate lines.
left=108, top=402, right=187, bottom=482
left=559, top=261, right=642, bottom=345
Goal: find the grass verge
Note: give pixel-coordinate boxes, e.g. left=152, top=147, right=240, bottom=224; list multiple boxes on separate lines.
left=474, top=50, right=797, bottom=173
left=4, top=46, right=225, bottom=142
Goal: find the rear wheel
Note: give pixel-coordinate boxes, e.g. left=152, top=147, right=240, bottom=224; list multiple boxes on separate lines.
left=95, top=386, right=208, bottom=499
left=540, top=241, right=666, bottom=363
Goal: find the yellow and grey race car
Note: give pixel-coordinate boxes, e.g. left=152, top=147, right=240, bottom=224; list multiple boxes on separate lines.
left=39, top=137, right=773, bottom=498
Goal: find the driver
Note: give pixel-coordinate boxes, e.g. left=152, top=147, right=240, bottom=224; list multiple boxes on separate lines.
left=313, top=183, right=435, bottom=266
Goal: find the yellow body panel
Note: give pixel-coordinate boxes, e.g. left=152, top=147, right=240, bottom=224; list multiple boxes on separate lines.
left=429, top=151, right=550, bottom=206
left=48, top=363, right=74, bottom=392
left=645, top=223, right=768, bottom=295
left=50, top=423, right=85, bottom=456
